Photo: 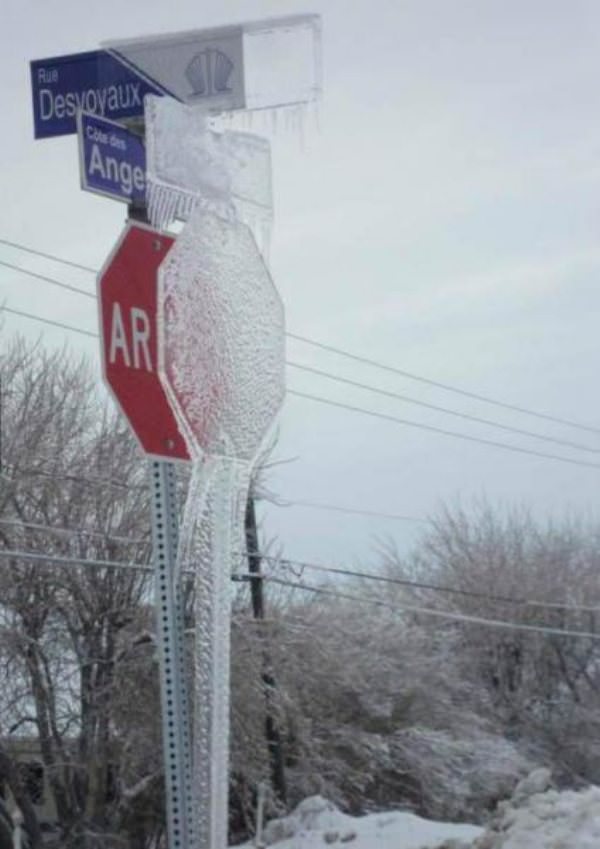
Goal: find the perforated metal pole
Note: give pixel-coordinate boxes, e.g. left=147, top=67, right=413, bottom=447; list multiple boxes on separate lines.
left=151, top=460, right=195, bottom=849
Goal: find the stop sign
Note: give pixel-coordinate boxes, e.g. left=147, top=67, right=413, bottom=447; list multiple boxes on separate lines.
left=98, top=222, right=190, bottom=461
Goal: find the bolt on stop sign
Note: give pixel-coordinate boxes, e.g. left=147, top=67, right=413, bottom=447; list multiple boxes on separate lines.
left=98, top=222, right=190, bottom=460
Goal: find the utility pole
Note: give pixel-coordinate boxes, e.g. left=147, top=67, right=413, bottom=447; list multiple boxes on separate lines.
left=245, top=494, right=287, bottom=807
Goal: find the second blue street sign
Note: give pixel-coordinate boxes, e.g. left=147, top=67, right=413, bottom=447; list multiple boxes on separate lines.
left=78, top=112, right=147, bottom=204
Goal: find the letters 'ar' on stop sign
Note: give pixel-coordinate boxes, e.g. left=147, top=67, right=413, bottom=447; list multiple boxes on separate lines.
left=98, top=222, right=190, bottom=461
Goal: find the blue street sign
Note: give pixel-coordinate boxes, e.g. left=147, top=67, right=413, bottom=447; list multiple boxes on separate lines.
left=30, top=50, right=171, bottom=139
left=78, top=112, right=147, bottom=204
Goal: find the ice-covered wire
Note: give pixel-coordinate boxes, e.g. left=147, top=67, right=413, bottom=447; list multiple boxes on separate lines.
left=0, top=260, right=95, bottom=299
left=251, top=552, right=600, bottom=613
left=5, top=306, right=600, bottom=471
left=0, top=547, right=151, bottom=573
left=257, top=574, right=600, bottom=640
left=0, top=237, right=97, bottom=273
left=0, top=518, right=146, bottom=545
left=288, top=390, right=600, bottom=470
left=287, top=332, right=600, bottom=437
left=288, top=361, right=600, bottom=454
left=3, top=236, right=600, bottom=437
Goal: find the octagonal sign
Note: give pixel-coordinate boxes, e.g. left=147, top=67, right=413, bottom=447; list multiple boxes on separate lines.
left=98, top=222, right=190, bottom=461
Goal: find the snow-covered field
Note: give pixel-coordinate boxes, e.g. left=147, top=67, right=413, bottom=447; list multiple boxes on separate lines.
left=241, top=771, right=600, bottom=849
left=469, top=769, right=600, bottom=849
left=238, top=795, right=482, bottom=849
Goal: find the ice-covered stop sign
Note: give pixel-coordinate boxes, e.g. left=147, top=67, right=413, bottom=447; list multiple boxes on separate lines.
left=157, top=208, right=285, bottom=461
left=98, top=222, right=190, bottom=461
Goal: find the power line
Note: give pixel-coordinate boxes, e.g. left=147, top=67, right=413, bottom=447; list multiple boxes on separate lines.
left=1, top=466, right=145, bottom=492
left=0, top=237, right=97, bottom=274
left=288, top=332, right=600, bottom=437
left=0, top=518, right=147, bottom=546
left=0, top=260, right=96, bottom=299
left=4, top=234, right=599, bottom=439
left=261, top=574, right=600, bottom=640
left=278, top=499, right=425, bottom=523
left=288, top=361, right=600, bottom=455
left=5, top=303, right=600, bottom=470
left=1, top=306, right=97, bottom=338
left=3, top=520, right=594, bottom=614
left=0, top=548, right=152, bottom=574
left=288, top=389, right=600, bottom=471
left=0, top=548, right=597, bottom=639
left=255, top=552, right=600, bottom=613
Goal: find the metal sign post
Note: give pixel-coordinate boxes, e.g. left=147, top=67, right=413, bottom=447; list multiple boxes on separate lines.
left=150, top=460, right=194, bottom=849
left=97, top=218, right=194, bottom=847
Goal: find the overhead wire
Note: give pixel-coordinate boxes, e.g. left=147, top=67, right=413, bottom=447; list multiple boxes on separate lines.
left=276, top=498, right=425, bottom=523
left=287, top=332, right=600, bottom=437
left=2, top=269, right=598, bottom=458
left=0, top=547, right=152, bottom=574
left=288, top=389, right=600, bottom=470
left=1, top=306, right=98, bottom=338
left=3, top=519, right=598, bottom=614
left=3, top=235, right=600, bottom=438
left=0, top=260, right=95, bottom=299
left=288, top=361, right=600, bottom=454
left=259, top=574, right=600, bottom=640
left=0, top=518, right=147, bottom=545
left=7, top=287, right=595, bottom=461
left=4, top=305, right=600, bottom=471
left=0, top=546, right=598, bottom=639
left=252, top=551, right=600, bottom=613
left=0, top=237, right=97, bottom=274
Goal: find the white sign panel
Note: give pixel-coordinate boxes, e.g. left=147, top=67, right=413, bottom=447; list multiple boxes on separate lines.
left=106, top=26, right=245, bottom=112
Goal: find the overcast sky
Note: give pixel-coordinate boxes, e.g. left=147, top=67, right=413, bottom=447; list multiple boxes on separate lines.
left=3, top=0, right=600, bottom=568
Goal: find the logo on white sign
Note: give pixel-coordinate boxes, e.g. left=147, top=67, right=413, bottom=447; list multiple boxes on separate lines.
left=185, top=49, right=234, bottom=97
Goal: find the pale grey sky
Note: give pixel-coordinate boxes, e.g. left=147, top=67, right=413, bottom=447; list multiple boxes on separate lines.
left=2, top=0, right=600, bottom=566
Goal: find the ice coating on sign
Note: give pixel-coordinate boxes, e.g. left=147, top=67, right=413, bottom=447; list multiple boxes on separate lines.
left=145, top=96, right=273, bottom=253
left=161, top=206, right=285, bottom=849
left=157, top=206, right=285, bottom=462
left=243, top=14, right=322, bottom=110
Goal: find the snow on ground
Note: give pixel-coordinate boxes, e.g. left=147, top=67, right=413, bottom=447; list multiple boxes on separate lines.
left=236, top=794, right=483, bottom=849
left=236, top=770, right=600, bottom=849
left=470, top=769, right=600, bottom=849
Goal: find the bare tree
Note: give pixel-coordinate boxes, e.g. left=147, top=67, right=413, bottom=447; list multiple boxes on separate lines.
left=380, top=500, right=600, bottom=785
left=0, top=336, right=162, bottom=848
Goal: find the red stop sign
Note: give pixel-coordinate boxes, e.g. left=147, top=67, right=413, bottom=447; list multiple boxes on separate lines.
left=98, top=222, right=190, bottom=461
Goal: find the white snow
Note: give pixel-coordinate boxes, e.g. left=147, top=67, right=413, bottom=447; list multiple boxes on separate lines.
left=238, top=779, right=600, bottom=849
left=471, top=780, right=600, bottom=849
left=236, top=795, right=483, bottom=849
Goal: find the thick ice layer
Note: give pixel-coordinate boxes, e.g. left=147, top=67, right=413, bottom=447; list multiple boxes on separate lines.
left=157, top=206, right=285, bottom=462
left=162, top=208, right=285, bottom=848
left=176, top=456, right=250, bottom=849
left=242, top=15, right=322, bottom=110
left=145, top=95, right=273, bottom=250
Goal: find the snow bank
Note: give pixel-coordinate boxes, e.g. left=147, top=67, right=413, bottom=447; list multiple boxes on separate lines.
left=237, top=795, right=482, bottom=849
left=466, top=769, right=600, bottom=849
left=236, top=771, right=600, bottom=849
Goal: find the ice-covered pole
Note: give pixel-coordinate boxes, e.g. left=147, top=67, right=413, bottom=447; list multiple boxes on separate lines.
left=146, top=95, right=285, bottom=849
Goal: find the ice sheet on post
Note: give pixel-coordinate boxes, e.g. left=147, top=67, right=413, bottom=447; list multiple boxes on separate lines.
left=157, top=207, right=285, bottom=849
